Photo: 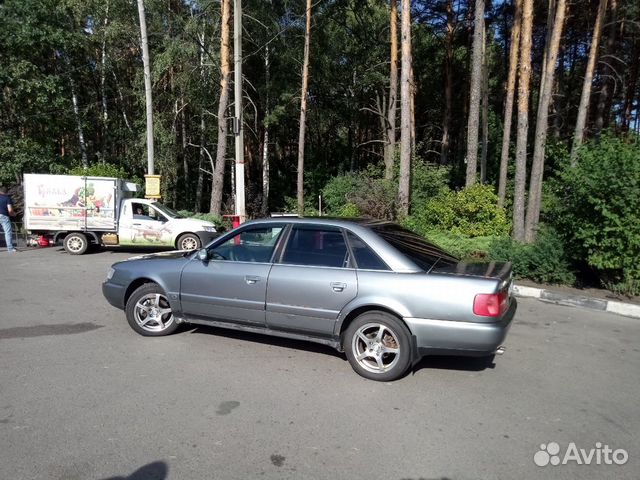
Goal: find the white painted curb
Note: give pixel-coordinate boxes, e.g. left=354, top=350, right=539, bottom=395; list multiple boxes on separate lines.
left=606, top=301, right=640, bottom=318
left=512, top=285, right=542, bottom=298
left=513, top=284, right=640, bottom=319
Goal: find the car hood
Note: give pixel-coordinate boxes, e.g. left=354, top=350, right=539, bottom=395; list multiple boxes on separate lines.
left=126, top=249, right=194, bottom=262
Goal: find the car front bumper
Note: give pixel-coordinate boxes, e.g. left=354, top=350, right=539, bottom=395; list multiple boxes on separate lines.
left=102, top=281, right=126, bottom=310
left=195, top=230, right=221, bottom=247
left=406, top=298, right=517, bottom=357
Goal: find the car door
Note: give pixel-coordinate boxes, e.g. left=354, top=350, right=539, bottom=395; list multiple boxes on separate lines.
left=266, top=225, right=357, bottom=337
left=118, top=201, right=172, bottom=246
left=179, top=224, right=285, bottom=326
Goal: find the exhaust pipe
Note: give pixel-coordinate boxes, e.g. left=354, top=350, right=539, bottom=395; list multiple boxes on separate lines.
left=494, top=346, right=506, bottom=355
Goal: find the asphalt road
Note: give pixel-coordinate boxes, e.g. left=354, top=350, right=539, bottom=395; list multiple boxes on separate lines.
left=1, top=247, right=638, bottom=480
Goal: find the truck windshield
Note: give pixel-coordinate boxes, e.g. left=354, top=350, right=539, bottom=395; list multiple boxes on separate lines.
left=152, top=203, right=184, bottom=219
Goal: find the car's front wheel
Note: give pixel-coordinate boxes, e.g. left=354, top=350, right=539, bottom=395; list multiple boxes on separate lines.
left=177, top=233, right=201, bottom=251
left=125, top=283, right=178, bottom=336
left=344, top=311, right=412, bottom=381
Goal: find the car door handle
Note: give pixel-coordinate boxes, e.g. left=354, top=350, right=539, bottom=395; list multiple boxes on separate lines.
left=330, top=282, right=347, bottom=292
left=133, top=223, right=142, bottom=226
left=245, top=275, right=262, bottom=285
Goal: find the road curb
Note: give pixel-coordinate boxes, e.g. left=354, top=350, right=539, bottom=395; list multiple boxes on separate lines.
left=513, top=284, right=640, bottom=319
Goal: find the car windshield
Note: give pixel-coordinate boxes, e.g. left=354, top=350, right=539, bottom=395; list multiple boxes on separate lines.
left=151, top=202, right=183, bottom=219
left=371, top=222, right=459, bottom=271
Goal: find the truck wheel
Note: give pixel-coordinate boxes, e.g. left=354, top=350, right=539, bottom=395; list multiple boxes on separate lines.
left=344, top=311, right=412, bottom=382
left=177, top=233, right=200, bottom=251
left=64, top=233, right=89, bottom=255
left=125, top=283, right=178, bottom=336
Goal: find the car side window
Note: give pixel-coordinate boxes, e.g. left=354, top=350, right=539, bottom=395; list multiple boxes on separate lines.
left=281, top=226, right=349, bottom=268
left=208, top=226, right=284, bottom=263
left=346, top=231, right=389, bottom=270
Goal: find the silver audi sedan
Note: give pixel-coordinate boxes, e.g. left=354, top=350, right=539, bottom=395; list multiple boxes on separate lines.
left=103, top=218, right=516, bottom=381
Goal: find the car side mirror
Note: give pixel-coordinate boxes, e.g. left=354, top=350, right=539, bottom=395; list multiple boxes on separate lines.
left=197, top=248, right=209, bottom=262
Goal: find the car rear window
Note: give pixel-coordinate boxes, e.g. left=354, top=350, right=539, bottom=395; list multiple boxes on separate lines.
left=372, top=223, right=458, bottom=271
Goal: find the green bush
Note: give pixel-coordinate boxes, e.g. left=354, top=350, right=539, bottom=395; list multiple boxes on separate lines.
left=418, top=229, right=496, bottom=260
left=551, top=134, right=640, bottom=294
left=177, top=210, right=226, bottom=231
left=321, top=168, right=395, bottom=219
left=488, top=228, right=575, bottom=285
left=410, top=160, right=451, bottom=208
left=408, top=184, right=510, bottom=237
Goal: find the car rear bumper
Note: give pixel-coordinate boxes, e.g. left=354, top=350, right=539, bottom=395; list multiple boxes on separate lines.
left=102, top=281, right=126, bottom=310
left=406, top=298, right=517, bottom=357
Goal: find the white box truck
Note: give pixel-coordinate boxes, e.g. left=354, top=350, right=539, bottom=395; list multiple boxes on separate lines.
left=24, top=174, right=218, bottom=254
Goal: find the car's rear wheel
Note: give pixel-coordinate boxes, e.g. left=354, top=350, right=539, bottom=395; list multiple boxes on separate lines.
left=64, top=232, right=89, bottom=255
left=344, top=311, right=412, bottom=381
left=125, top=283, right=178, bottom=336
left=177, top=233, right=201, bottom=251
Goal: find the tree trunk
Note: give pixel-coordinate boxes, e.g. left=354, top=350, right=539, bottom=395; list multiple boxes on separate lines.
left=136, top=0, right=154, bottom=175
left=262, top=44, right=270, bottom=216
left=440, top=0, right=454, bottom=165
left=398, top=0, right=412, bottom=217
left=195, top=27, right=206, bottom=213
left=465, top=0, right=484, bottom=186
left=210, top=0, right=231, bottom=215
left=101, top=0, right=110, bottom=139
left=594, top=0, right=618, bottom=134
left=480, top=22, right=489, bottom=184
left=524, top=0, right=567, bottom=243
left=512, top=0, right=533, bottom=242
left=570, top=0, right=608, bottom=163
left=385, top=0, right=398, bottom=179
left=296, top=0, right=312, bottom=215
left=70, top=77, right=88, bottom=168
left=622, top=35, right=639, bottom=132
left=497, top=0, right=522, bottom=207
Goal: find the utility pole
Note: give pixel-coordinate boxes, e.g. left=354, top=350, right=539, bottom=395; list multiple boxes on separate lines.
left=136, top=0, right=154, bottom=176
left=233, top=0, right=246, bottom=222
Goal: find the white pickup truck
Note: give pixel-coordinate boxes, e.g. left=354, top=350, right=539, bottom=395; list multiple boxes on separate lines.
left=24, top=174, right=218, bottom=255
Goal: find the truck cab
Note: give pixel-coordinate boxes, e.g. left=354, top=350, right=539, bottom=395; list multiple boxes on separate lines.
left=117, top=199, right=218, bottom=251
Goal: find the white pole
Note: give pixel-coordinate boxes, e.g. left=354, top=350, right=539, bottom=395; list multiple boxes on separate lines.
left=233, top=0, right=246, bottom=222
left=136, top=0, right=154, bottom=176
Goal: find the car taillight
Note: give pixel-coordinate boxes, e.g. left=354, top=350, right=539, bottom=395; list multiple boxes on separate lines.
left=473, top=291, right=509, bottom=317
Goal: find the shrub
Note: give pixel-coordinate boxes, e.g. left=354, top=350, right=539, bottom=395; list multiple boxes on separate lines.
left=321, top=168, right=395, bottom=219
left=551, top=134, right=640, bottom=294
left=488, top=228, right=575, bottom=285
left=177, top=210, right=226, bottom=231
left=408, top=184, right=510, bottom=237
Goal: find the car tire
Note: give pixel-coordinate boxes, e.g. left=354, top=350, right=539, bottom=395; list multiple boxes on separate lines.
left=125, top=283, right=178, bottom=337
left=64, top=232, right=89, bottom=255
left=177, top=233, right=201, bottom=251
left=344, top=311, right=412, bottom=382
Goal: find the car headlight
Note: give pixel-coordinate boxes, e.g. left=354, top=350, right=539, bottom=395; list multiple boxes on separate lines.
left=106, top=268, right=115, bottom=281
left=202, top=225, right=216, bottom=233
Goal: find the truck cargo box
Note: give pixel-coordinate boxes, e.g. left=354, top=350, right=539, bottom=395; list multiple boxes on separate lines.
left=23, top=174, right=135, bottom=232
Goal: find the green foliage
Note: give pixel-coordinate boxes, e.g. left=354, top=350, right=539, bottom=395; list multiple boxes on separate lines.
left=408, top=184, right=510, bottom=237
left=551, top=135, right=640, bottom=294
left=321, top=167, right=396, bottom=219
left=416, top=229, right=496, bottom=260
left=337, top=203, right=360, bottom=217
left=177, top=210, right=226, bottom=231
left=488, top=229, right=575, bottom=285
left=68, top=163, right=133, bottom=179
left=410, top=160, right=451, bottom=208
